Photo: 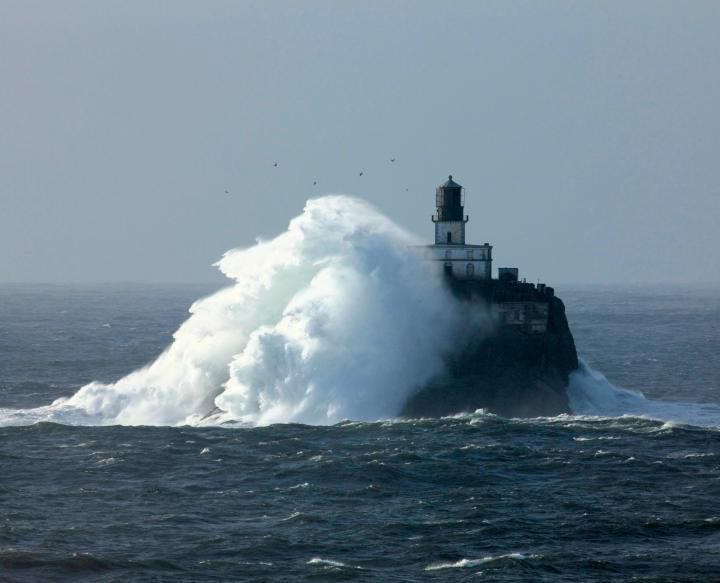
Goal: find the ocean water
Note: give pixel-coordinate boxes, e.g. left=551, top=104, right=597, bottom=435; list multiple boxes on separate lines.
left=1, top=283, right=718, bottom=582
left=1, top=199, right=718, bottom=581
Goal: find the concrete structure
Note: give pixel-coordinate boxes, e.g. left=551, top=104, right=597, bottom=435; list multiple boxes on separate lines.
left=498, top=267, right=519, bottom=282
left=424, top=176, right=492, bottom=279
left=404, top=176, right=579, bottom=417
left=492, top=301, right=549, bottom=334
left=420, top=175, right=558, bottom=334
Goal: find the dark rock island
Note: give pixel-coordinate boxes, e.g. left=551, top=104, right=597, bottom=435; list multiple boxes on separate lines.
left=402, top=176, right=579, bottom=418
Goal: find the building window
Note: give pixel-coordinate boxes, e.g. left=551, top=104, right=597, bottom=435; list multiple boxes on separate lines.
left=466, top=263, right=474, bottom=277
left=446, top=232, right=452, bottom=244
left=467, top=250, right=473, bottom=259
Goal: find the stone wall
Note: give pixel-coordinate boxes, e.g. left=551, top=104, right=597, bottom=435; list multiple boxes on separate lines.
left=401, top=280, right=579, bottom=418
left=434, top=220, right=466, bottom=245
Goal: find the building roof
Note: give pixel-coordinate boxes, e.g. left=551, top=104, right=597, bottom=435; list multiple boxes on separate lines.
left=410, top=243, right=492, bottom=249
left=440, top=175, right=462, bottom=189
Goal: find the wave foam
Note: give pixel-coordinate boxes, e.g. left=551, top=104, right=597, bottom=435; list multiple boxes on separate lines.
left=1, top=195, right=484, bottom=427
left=568, top=360, right=720, bottom=428
left=307, top=557, right=359, bottom=569
left=2, top=196, right=717, bottom=430
left=426, top=553, right=541, bottom=570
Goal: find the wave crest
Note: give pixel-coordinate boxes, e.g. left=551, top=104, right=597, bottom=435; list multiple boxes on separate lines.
left=5, top=195, right=482, bottom=427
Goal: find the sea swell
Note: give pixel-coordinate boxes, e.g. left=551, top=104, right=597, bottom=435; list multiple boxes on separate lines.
left=2, top=410, right=718, bottom=581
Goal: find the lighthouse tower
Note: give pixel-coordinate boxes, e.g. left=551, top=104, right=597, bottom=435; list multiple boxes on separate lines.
left=432, top=175, right=468, bottom=245
left=424, top=175, right=493, bottom=279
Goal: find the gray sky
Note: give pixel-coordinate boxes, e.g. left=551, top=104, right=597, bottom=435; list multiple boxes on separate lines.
left=1, top=1, right=718, bottom=284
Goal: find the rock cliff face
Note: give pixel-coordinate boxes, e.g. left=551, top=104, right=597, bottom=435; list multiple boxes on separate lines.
left=402, top=281, right=579, bottom=418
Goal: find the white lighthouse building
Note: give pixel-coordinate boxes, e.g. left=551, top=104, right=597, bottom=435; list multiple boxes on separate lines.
left=424, top=176, right=492, bottom=279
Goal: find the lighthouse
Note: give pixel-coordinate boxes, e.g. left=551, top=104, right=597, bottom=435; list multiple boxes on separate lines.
left=432, top=175, right=468, bottom=244
left=424, top=176, right=492, bottom=279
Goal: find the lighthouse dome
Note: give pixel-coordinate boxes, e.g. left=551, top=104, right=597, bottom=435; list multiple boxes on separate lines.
left=440, top=175, right=462, bottom=189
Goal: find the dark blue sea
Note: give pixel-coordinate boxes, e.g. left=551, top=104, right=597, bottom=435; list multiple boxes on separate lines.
left=1, top=284, right=719, bottom=581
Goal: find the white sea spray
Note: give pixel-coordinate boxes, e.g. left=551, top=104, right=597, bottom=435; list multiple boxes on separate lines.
left=425, top=553, right=542, bottom=570
left=568, top=360, right=720, bottom=428
left=4, top=195, right=486, bottom=427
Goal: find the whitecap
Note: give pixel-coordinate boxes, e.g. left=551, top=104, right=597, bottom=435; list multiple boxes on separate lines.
left=425, top=553, right=540, bottom=570
left=95, top=457, right=118, bottom=466
left=567, top=360, right=720, bottom=429
left=307, top=557, right=362, bottom=569
left=282, top=511, right=303, bottom=521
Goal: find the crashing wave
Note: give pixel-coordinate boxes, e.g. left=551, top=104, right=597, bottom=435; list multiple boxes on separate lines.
left=568, top=360, right=720, bottom=428
left=1, top=195, right=484, bottom=427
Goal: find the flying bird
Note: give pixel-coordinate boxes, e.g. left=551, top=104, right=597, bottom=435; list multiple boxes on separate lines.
left=273, top=162, right=278, bottom=167
left=390, top=158, right=396, bottom=163
left=313, top=181, right=317, bottom=186
left=224, top=189, right=230, bottom=194
left=359, top=171, right=364, bottom=177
